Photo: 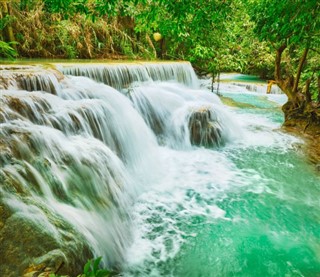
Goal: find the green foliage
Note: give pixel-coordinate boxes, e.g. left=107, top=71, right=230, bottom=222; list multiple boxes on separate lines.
left=82, top=257, right=110, bottom=277
left=42, top=0, right=120, bottom=17
left=0, top=14, right=17, bottom=59
left=0, top=15, right=14, bottom=31
left=0, top=41, right=18, bottom=59
left=245, top=0, right=320, bottom=101
left=43, top=0, right=87, bottom=15
left=128, top=0, right=244, bottom=73
left=246, top=0, right=320, bottom=48
left=48, top=257, right=111, bottom=277
left=1, top=0, right=292, bottom=80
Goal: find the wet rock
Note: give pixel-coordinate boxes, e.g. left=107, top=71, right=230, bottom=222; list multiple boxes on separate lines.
left=188, top=107, right=223, bottom=147
left=0, top=200, right=92, bottom=277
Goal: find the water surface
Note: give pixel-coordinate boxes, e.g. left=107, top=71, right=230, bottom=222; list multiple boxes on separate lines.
left=123, top=80, right=320, bottom=277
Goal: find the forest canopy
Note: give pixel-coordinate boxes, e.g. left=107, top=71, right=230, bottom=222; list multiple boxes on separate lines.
left=0, top=0, right=274, bottom=75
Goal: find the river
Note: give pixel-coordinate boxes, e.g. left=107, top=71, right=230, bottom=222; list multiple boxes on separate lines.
left=1, top=63, right=319, bottom=277
left=120, top=76, right=320, bottom=277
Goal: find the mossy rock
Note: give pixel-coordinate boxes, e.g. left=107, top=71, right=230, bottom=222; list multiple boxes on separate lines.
left=0, top=200, right=92, bottom=277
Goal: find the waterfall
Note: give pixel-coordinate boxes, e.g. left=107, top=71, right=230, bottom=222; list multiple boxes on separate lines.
left=0, top=62, right=240, bottom=276
left=57, top=62, right=199, bottom=90
left=0, top=64, right=62, bottom=94
left=128, top=82, right=239, bottom=148
left=3, top=62, right=317, bottom=277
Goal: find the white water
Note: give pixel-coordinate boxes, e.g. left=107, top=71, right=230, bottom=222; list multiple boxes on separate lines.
left=1, top=62, right=317, bottom=276
left=58, top=62, right=199, bottom=90
left=121, top=82, right=302, bottom=277
left=128, top=81, right=239, bottom=149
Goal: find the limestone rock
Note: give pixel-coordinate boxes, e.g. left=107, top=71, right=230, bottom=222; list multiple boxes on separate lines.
left=188, top=108, right=223, bottom=147
left=0, top=201, right=92, bottom=277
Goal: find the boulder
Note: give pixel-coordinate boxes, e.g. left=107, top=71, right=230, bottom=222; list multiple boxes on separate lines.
left=188, top=108, right=223, bottom=147
left=0, top=196, right=92, bottom=277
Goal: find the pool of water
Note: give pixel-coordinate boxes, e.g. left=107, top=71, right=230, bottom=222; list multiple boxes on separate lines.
left=122, top=83, right=320, bottom=277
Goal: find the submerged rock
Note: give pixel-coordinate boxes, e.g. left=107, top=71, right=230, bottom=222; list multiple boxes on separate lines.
left=188, top=108, right=223, bottom=147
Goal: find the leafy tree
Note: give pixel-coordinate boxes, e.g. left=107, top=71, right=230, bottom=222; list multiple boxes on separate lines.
left=246, top=0, right=320, bottom=107
left=127, top=0, right=241, bottom=74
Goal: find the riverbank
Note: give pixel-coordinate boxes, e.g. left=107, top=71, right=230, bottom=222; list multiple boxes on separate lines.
left=282, top=126, right=320, bottom=170
left=214, top=74, right=320, bottom=170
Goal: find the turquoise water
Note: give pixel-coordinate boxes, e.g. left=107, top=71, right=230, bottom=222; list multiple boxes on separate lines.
left=221, top=74, right=265, bottom=83
left=123, top=87, right=320, bottom=277
left=4, top=63, right=317, bottom=276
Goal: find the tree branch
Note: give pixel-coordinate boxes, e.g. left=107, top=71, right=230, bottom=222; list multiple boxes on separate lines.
left=293, top=46, right=309, bottom=94
left=274, top=43, right=287, bottom=82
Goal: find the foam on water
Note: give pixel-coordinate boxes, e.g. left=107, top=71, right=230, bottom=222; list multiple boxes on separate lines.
left=129, top=82, right=239, bottom=149
left=120, top=77, right=320, bottom=277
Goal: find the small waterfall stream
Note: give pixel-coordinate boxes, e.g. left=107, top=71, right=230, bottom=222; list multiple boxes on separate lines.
left=1, top=62, right=319, bottom=277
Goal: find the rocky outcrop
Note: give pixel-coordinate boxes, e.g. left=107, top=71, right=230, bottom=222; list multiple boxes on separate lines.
left=282, top=101, right=320, bottom=135
left=0, top=201, right=92, bottom=277
left=282, top=101, right=320, bottom=167
left=188, top=108, right=223, bottom=148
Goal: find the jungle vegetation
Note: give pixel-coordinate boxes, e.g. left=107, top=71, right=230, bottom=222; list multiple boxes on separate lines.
left=0, top=0, right=319, bottom=130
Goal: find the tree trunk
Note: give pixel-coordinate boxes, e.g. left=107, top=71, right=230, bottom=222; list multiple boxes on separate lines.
left=274, top=44, right=310, bottom=106
left=145, top=34, right=157, bottom=59
left=274, top=43, right=286, bottom=81
left=274, top=43, right=296, bottom=101
left=159, top=37, right=166, bottom=59
left=1, top=1, right=15, bottom=44
left=292, top=46, right=309, bottom=95
left=305, top=78, right=312, bottom=103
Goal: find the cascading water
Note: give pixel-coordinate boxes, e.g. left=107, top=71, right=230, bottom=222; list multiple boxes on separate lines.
left=0, top=66, right=161, bottom=276
left=1, top=62, right=319, bottom=277
left=128, top=82, right=238, bottom=148
left=58, top=61, right=199, bottom=90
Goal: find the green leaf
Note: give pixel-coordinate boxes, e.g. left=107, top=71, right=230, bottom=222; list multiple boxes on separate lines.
left=83, top=259, right=92, bottom=274
left=93, top=257, right=102, bottom=273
